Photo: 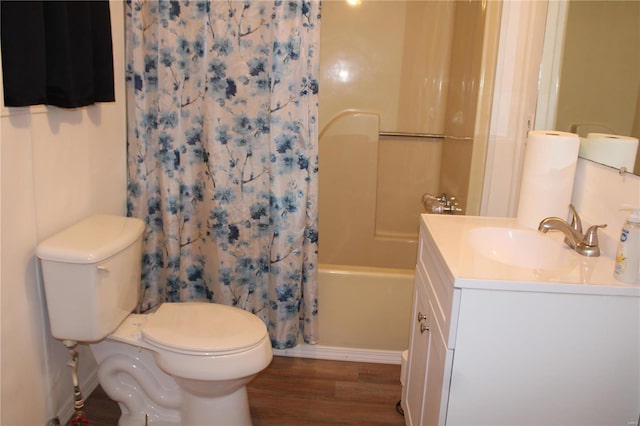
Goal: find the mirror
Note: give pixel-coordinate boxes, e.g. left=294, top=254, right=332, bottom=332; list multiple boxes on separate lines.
left=535, top=0, right=640, bottom=175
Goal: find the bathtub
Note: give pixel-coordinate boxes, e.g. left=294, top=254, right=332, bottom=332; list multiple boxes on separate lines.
left=274, top=265, right=414, bottom=364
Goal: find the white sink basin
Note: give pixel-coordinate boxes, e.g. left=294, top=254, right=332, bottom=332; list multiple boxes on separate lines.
left=467, top=227, right=576, bottom=269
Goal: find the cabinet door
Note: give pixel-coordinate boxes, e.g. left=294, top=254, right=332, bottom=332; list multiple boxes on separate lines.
left=404, top=265, right=454, bottom=426
left=422, top=295, right=450, bottom=426
left=404, top=275, right=431, bottom=426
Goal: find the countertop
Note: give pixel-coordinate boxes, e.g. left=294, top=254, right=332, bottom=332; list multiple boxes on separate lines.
left=422, top=214, right=640, bottom=297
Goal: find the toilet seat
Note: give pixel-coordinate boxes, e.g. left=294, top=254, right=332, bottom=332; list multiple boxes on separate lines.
left=141, top=302, right=268, bottom=356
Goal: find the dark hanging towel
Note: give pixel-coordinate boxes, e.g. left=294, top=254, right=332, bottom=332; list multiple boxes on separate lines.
left=0, top=1, right=115, bottom=108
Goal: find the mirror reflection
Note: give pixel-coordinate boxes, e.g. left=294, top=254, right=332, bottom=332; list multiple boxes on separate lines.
left=541, top=0, right=640, bottom=175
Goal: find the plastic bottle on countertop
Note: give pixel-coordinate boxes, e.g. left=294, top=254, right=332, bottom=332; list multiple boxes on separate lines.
left=614, top=208, right=640, bottom=284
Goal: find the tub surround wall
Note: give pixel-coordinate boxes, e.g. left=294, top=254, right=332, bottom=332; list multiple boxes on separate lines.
left=318, top=1, right=456, bottom=270
left=376, top=135, right=442, bottom=240
left=439, top=0, right=487, bottom=215
left=319, top=1, right=501, bottom=269
left=0, top=2, right=126, bottom=424
left=319, top=1, right=453, bottom=134
left=319, top=112, right=441, bottom=270
left=395, top=2, right=454, bottom=133
left=319, top=1, right=455, bottom=270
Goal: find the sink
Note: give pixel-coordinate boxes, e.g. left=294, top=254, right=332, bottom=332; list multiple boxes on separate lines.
left=467, top=227, right=576, bottom=269
left=422, top=214, right=635, bottom=292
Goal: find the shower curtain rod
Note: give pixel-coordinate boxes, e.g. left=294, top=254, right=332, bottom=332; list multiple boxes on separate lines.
left=379, top=131, right=444, bottom=139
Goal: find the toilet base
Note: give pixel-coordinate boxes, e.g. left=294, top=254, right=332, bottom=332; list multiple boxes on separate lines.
left=118, top=416, right=180, bottom=426
left=115, top=386, right=252, bottom=426
left=91, top=334, right=261, bottom=426
left=179, top=383, right=252, bottom=426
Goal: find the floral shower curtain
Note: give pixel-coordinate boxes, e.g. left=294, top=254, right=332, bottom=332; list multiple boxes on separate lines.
left=125, top=0, right=320, bottom=349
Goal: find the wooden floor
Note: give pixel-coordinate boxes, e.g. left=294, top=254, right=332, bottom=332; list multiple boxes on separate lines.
left=72, top=356, right=405, bottom=425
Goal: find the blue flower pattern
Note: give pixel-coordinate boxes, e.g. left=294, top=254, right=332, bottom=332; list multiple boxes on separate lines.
left=125, top=0, right=320, bottom=349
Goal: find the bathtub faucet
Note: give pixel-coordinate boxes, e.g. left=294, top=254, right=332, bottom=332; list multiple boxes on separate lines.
left=537, top=204, right=606, bottom=257
left=422, top=193, right=463, bottom=215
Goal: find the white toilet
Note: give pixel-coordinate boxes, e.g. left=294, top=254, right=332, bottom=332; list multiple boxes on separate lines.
left=36, top=214, right=273, bottom=426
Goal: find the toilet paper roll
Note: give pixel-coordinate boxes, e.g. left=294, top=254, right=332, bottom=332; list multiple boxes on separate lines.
left=579, top=133, right=639, bottom=173
left=516, top=131, right=580, bottom=230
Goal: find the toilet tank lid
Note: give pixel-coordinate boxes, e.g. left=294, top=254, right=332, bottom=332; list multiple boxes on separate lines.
left=36, top=215, right=145, bottom=264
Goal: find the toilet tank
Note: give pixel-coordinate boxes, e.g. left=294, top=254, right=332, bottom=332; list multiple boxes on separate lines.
left=36, top=215, right=146, bottom=342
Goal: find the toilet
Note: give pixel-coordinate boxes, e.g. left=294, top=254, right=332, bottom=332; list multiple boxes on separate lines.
left=36, top=214, right=273, bottom=426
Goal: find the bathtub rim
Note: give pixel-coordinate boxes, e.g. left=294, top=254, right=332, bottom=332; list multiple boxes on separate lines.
left=318, top=263, right=414, bottom=279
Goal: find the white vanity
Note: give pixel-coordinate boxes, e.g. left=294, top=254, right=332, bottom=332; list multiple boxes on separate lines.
left=402, top=214, right=640, bottom=426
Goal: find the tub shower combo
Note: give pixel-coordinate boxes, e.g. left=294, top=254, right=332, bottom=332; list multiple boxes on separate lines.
left=300, top=0, right=490, bottom=359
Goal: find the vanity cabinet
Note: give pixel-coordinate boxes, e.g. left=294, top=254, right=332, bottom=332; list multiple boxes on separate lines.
left=402, top=215, right=640, bottom=426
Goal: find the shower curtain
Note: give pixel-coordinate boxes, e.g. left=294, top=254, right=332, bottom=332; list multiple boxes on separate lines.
left=126, top=0, right=320, bottom=349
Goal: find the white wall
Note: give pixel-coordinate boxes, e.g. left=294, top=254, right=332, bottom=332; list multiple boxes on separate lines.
left=0, top=2, right=126, bottom=424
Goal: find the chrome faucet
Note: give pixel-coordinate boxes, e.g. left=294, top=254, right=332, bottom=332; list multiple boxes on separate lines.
left=538, top=205, right=607, bottom=257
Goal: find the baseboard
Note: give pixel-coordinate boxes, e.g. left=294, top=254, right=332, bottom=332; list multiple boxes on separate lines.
left=273, top=344, right=403, bottom=365
left=57, top=369, right=100, bottom=425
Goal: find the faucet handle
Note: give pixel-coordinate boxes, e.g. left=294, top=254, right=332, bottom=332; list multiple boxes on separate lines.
left=577, top=224, right=607, bottom=257
left=582, top=224, right=607, bottom=247
left=568, top=204, right=583, bottom=234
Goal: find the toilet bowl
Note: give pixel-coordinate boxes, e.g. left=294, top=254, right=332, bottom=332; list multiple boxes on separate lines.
left=36, top=215, right=273, bottom=426
left=93, top=304, right=272, bottom=426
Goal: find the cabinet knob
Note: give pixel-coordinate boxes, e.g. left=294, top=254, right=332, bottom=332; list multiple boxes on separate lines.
left=420, top=323, right=430, bottom=333
left=417, top=312, right=427, bottom=322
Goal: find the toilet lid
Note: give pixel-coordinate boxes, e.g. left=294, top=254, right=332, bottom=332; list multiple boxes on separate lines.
left=141, top=302, right=268, bottom=355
